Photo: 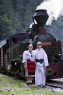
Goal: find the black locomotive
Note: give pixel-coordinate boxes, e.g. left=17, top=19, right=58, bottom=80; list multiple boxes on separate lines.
left=0, top=9, right=63, bottom=79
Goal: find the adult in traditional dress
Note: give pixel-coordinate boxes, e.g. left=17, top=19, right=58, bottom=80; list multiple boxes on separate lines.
left=34, top=42, right=49, bottom=87
left=22, top=44, right=35, bottom=85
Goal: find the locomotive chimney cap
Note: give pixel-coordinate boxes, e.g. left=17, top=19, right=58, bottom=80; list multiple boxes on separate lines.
left=35, top=9, right=47, bottom=12
left=33, top=9, right=49, bottom=24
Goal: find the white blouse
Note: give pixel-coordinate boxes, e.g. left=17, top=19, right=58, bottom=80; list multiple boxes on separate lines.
left=34, top=49, right=49, bottom=67
left=22, top=50, right=35, bottom=63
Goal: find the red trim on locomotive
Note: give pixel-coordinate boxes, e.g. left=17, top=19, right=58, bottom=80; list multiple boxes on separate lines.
left=42, top=42, right=51, bottom=46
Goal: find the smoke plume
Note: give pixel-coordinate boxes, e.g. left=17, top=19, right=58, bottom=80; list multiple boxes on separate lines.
left=36, top=0, right=63, bottom=25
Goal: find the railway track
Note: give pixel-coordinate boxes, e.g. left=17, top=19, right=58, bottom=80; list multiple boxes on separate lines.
left=46, top=80, right=63, bottom=89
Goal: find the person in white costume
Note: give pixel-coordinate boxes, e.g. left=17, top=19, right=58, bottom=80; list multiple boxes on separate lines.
left=34, top=42, right=49, bottom=87
left=22, top=44, right=35, bottom=85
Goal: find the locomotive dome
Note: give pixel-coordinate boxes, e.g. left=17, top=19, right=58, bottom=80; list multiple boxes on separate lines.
left=33, top=32, right=56, bottom=45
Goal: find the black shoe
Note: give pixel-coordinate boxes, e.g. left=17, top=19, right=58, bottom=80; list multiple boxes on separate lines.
left=27, top=83, right=30, bottom=85
left=38, top=85, right=43, bottom=88
left=27, top=82, right=32, bottom=86
left=29, top=82, right=32, bottom=85
left=42, top=85, right=46, bottom=88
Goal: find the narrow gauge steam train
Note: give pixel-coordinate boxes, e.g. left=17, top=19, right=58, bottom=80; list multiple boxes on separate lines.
left=0, top=9, right=63, bottom=79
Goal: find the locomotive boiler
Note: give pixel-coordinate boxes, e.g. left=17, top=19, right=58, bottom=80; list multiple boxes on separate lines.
left=0, top=9, right=63, bottom=79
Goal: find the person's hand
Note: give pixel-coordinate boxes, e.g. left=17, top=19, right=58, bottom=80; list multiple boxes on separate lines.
left=24, top=62, right=27, bottom=69
left=44, top=66, right=46, bottom=70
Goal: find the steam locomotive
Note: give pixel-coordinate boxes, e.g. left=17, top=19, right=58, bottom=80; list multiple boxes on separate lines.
left=0, top=9, right=63, bottom=79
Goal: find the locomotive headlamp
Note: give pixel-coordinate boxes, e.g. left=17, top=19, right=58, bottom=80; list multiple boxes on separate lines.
left=58, top=53, right=61, bottom=56
left=58, top=53, right=61, bottom=59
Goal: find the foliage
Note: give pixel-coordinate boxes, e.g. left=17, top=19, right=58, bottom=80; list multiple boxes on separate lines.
left=0, top=0, right=43, bottom=39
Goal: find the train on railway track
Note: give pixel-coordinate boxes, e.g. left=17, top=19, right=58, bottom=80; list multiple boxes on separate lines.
left=0, top=9, right=63, bottom=80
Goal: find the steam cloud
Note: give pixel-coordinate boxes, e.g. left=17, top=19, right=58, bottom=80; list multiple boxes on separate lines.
left=36, top=0, right=63, bottom=25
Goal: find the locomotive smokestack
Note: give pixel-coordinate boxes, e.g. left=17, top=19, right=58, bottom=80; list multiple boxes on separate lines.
left=36, top=0, right=63, bottom=25
left=33, top=9, right=49, bottom=25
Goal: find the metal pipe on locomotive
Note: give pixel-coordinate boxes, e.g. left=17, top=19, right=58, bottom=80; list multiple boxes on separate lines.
left=0, top=9, right=63, bottom=79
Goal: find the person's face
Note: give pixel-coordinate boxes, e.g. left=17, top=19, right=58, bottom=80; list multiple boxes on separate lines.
left=28, top=45, right=33, bottom=52
left=37, top=44, right=42, bottom=49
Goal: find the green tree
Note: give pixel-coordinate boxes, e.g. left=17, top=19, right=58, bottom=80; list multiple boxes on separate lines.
left=0, top=0, right=16, bottom=39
